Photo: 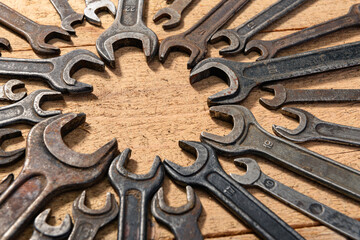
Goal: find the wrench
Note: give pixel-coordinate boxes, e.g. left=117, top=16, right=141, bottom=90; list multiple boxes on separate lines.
left=0, top=128, right=25, bottom=165
left=151, top=185, right=203, bottom=240
left=164, top=141, right=304, bottom=240
left=108, top=148, right=164, bottom=240
left=0, top=113, right=118, bottom=239
left=200, top=105, right=360, bottom=201
left=0, top=3, right=70, bottom=55
left=0, top=174, right=13, bottom=195
left=210, top=0, right=308, bottom=56
left=68, top=190, right=119, bottom=240
left=84, top=0, right=116, bottom=26
left=245, top=4, right=360, bottom=61
left=0, top=49, right=104, bottom=94
left=30, top=209, right=73, bottom=240
left=0, top=80, right=26, bottom=102
left=50, top=0, right=84, bottom=34
left=96, top=0, right=159, bottom=68
left=159, top=0, right=250, bottom=69
left=190, top=41, right=360, bottom=105
left=231, top=158, right=360, bottom=240
left=0, top=38, right=11, bottom=56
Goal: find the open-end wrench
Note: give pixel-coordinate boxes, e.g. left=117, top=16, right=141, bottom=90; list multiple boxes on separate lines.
left=164, top=141, right=304, bottom=240
left=68, top=190, right=119, bottom=240
left=0, top=174, right=14, bottom=195
left=231, top=158, right=360, bottom=240
left=108, top=148, right=164, bottom=240
left=0, top=3, right=70, bottom=55
left=84, top=0, right=116, bottom=26
left=190, top=41, right=360, bottom=105
left=30, top=209, right=73, bottom=240
left=96, top=0, right=159, bottom=68
left=159, top=0, right=250, bottom=69
left=0, top=49, right=104, bottom=94
left=0, top=80, right=26, bottom=102
left=0, top=113, right=118, bottom=239
left=49, top=0, right=84, bottom=34
left=0, top=38, right=11, bottom=57
left=151, top=185, right=203, bottom=240
left=210, top=0, right=308, bottom=56
left=245, top=4, right=360, bottom=61
left=200, top=105, right=360, bottom=201
left=0, top=128, right=25, bottom=165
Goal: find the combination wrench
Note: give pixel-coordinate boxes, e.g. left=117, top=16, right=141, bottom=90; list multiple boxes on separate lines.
left=0, top=128, right=25, bottom=166
left=153, top=0, right=194, bottom=29
left=0, top=38, right=11, bottom=56
left=0, top=80, right=27, bottom=102
left=49, top=0, right=84, bottom=34
left=84, top=0, right=116, bottom=26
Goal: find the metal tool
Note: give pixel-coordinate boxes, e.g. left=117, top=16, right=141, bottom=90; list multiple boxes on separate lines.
left=96, top=0, right=159, bottom=68
left=50, top=0, right=84, bottom=34
left=68, top=190, right=119, bottom=240
left=153, top=0, right=194, bottom=29
left=84, top=0, right=116, bottom=26
left=231, top=158, right=360, bottom=240
left=108, top=148, right=164, bottom=240
left=0, top=38, right=11, bottom=56
left=210, top=0, right=308, bottom=56
left=0, top=2, right=70, bottom=55
left=0, top=128, right=25, bottom=165
left=0, top=80, right=26, bottom=102
left=0, top=49, right=104, bottom=94
left=151, top=185, right=203, bottom=240
left=245, top=3, right=360, bottom=60
left=159, top=0, right=250, bottom=69
left=190, top=41, right=360, bottom=105
left=0, top=174, right=13, bottom=195
left=30, top=209, right=73, bottom=240
left=164, top=141, right=304, bottom=240
left=200, top=105, right=360, bottom=201
left=0, top=113, right=118, bottom=239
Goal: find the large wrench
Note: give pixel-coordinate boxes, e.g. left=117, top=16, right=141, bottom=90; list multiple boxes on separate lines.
left=84, top=0, right=116, bottom=26
left=0, top=128, right=25, bottom=166
left=153, top=0, right=194, bottom=29
left=0, top=38, right=11, bottom=56
left=49, top=0, right=84, bottom=34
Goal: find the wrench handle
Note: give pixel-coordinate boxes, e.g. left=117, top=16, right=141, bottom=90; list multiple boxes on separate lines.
left=0, top=58, right=53, bottom=78
left=169, top=0, right=193, bottom=14
left=116, top=0, right=145, bottom=26
left=285, top=89, right=360, bottom=103
left=68, top=220, right=100, bottom=240
left=50, top=0, right=78, bottom=19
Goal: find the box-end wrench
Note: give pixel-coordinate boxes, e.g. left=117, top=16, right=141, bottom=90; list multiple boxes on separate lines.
left=0, top=80, right=26, bottom=102
left=210, top=0, right=308, bottom=56
left=164, top=141, right=304, bottom=240
left=0, top=174, right=13, bottom=196
left=84, top=0, right=116, bottom=26
left=190, top=41, right=360, bottom=106
left=108, top=148, right=164, bottom=240
left=200, top=105, right=360, bottom=201
left=231, top=158, right=360, bottom=240
left=0, top=113, right=118, bottom=239
left=0, top=128, right=25, bottom=166
left=159, top=0, right=250, bottom=69
left=49, top=0, right=84, bottom=34
left=0, top=38, right=11, bottom=57
left=245, top=4, right=360, bottom=61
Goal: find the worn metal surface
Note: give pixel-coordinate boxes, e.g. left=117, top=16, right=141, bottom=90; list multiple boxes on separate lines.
left=0, top=174, right=13, bottom=196
left=84, top=0, right=116, bottom=26
left=0, top=128, right=25, bottom=165
left=49, top=0, right=84, bottom=34
left=0, top=38, right=10, bottom=56
left=0, top=80, right=26, bottom=102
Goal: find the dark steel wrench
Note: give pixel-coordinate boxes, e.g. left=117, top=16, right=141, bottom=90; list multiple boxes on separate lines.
left=231, top=158, right=360, bottom=240
left=159, top=0, right=250, bottom=69
left=68, top=190, right=119, bottom=240
left=0, top=38, right=11, bottom=56
left=200, top=105, right=360, bottom=201
left=0, top=2, right=70, bottom=55
left=49, top=0, right=84, bottom=34
left=0, top=80, right=26, bottom=102
left=245, top=4, right=360, bottom=60
left=164, top=141, right=304, bottom=240
left=96, top=0, right=159, bottom=68
left=0, top=174, right=13, bottom=195
left=108, top=148, right=164, bottom=240
left=0, top=128, right=25, bottom=165
left=84, top=0, right=116, bottom=26
left=210, top=0, right=308, bottom=56
left=151, top=185, right=203, bottom=240
left=153, top=0, right=194, bottom=29
left=190, top=41, right=360, bottom=105
left=0, top=113, right=118, bottom=239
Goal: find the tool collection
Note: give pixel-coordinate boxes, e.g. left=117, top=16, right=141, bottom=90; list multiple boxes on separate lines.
left=0, top=0, right=359, bottom=239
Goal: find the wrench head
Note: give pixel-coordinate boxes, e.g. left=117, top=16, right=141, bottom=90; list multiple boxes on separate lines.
left=244, top=39, right=276, bottom=61
left=156, top=186, right=196, bottom=214
left=61, top=13, right=84, bottom=34
left=210, top=29, right=246, bottom=56
left=259, top=84, right=287, bottom=110
left=33, top=209, right=72, bottom=238
left=153, top=7, right=181, bottom=30
left=230, top=158, right=261, bottom=185
left=84, top=0, right=116, bottom=26
left=0, top=128, right=25, bottom=165
left=32, top=25, right=71, bottom=55
left=0, top=174, right=14, bottom=195
left=3, top=80, right=27, bottom=102
left=0, top=38, right=11, bottom=56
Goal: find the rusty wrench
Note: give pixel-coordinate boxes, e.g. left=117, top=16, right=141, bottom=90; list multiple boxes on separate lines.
left=0, top=174, right=14, bottom=196
left=0, top=80, right=26, bottom=102
left=49, top=0, right=84, bottom=34
left=84, top=0, right=116, bottom=26
left=0, top=128, right=25, bottom=166
left=0, top=38, right=11, bottom=56
left=153, top=0, right=194, bottom=29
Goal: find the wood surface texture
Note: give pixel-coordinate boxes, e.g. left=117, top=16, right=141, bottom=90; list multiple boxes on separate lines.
left=0, top=0, right=359, bottom=239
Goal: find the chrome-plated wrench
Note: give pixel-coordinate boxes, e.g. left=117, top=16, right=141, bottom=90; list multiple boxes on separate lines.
left=84, top=0, right=116, bottom=26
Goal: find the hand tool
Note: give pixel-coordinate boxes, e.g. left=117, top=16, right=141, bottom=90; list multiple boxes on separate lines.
left=210, top=0, right=308, bottom=56
left=0, top=49, right=104, bottom=94
left=231, top=158, right=360, bottom=240
left=68, top=190, right=119, bottom=240
left=159, top=0, right=250, bottom=69
left=49, top=0, right=84, bottom=34
left=200, top=105, right=360, bottom=201
left=190, top=41, right=360, bottom=105
left=0, top=113, right=118, bottom=239
left=0, top=38, right=11, bottom=56
left=245, top=4, right=360, bottom=61
left=84, top=0, right=116, bottom=26
left=108, top=148, right=164, bottom=240
left=260, top=84, right=360, bottom=109
left=151, top=185, right=203, bottom=240
left=30, top=209, right=72, bottom=240
left=153, top=0, right=194, bottom=29
left=0, top=128, right=25, bottom=165
left=0, top=80, right=27, bottom=102
left=0, top=174, right=13, bottom=196
left=96, top=0, right=159, bottom=68
left=164, top=141, right=304, bottom=240
left=0, top=3, right=70, bottom=55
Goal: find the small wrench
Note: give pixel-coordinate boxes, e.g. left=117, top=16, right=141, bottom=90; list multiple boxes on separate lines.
left=245, top=4, right=360, bottom=60
left=0, top=128, right=25, bottom=165
left=50, top=0, right=84, bottom=34
left=164, top=141, right=304, bottom=240
left=96, top=0, right=159, bottom=68
left=151, top=185, right=203, bottom=240
left=0, top=80, right=26, bottom=102
left=68, top=190, right=119, bottom=240
left=0, top=38, right=11, bottom=56
left=108, top=148, right=164, bottom=240
left=210, top=0, right=308, bottom=56
left=231, top=158, right=360, bottom=240
left=84, top=0, right=116, bottom=26
left=200, top=105, right=360, bottom=201
left=0, top=174, right=14, bottom=195
left=159, top=0, right=250, bottom=69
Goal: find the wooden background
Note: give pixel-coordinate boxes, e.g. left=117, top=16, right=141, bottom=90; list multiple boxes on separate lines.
left=0, top=0, right=359, bottom=239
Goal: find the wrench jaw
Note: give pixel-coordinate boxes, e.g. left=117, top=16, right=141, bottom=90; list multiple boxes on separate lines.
left=0, top=174, right=14, bottom=195
left=230, top=158, right=261, bottom=186
left=348, top=3, right=360, bottom=15
left=259, top=84, right=287, bottom=110
left=0, top=38, right=11, bottom=56
left=0, top=128, right=25, bottom=166
left=155, top=186, right=196, bottom=214
left=60, top=13, right=85, bottom=35
left=153, top=8, right=182, bottom=30
left=3, top=80, right=27, bottom=102
left=84, top=1, right=116, bottom=26
left=210, top=29, right=246, bottom=56
left=30, top=90, right=63, bottom=124
left=244, top=40, right=276, bottom=61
